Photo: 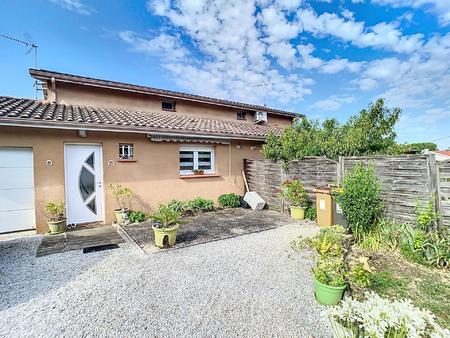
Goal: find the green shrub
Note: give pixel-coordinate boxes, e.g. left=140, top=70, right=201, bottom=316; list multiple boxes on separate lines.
left=357, top=218, right=404, bottom=252
left=400, top=224, right=450, bottom=268
left=187, top=197, right=214, bottom=212
left=129, top=211, right=147, bottom=223
left=305, top=207, right=317, bottom=221
left=218, top=193, right=241, bottom=208
left=291, top=225, right=347, bottom=259
left=167, top=199, right=189, bottom=214
left=151, top=204, right=184, bottom=229
left=335, top=163, right=383, bottom=238
left=415, top=197, right=438, bottom=231
left=278, top=179, right=309, bottom=207
left=313, top=258, right=346, bottom=287
left=347, top=263, right=372, bottom=288
left=44, top=201, right=65, bottom=221
left=167, top=198, right=214, bottom=215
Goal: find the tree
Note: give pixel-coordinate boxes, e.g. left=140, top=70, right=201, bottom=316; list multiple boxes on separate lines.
left=262, top=99, right=401, bottom=163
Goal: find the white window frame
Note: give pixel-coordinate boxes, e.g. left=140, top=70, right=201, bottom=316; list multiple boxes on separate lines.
left=179, top=145, right=215, bottom=175
left=119, top=143, right=134, bottom=160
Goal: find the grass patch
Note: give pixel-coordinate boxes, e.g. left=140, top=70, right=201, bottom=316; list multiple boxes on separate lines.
left=365, top=251, right=450, bottom=329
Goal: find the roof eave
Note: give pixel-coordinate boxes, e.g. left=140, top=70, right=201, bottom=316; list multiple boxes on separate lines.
left=0, top=119, right=270, bottom=141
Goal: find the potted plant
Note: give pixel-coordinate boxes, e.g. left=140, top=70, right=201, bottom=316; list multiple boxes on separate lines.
left=151, top=204, right=184, bottom=248
left=313, top=258, right=347, bottom=305
left=44, top=201, right=67, bottom=234
left=109, top=184, right=132, bottom=224
left=279, top=179, right=309, bottom=219
left=193, top=169, right=204, bottom=175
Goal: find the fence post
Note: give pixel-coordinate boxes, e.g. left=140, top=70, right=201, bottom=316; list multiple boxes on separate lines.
left=433, top=157, right=444, bottom=229
left=280, top=165, right=285, bottom=213
left=426, top=154, right=441, bottom=229
left=338, top=156, right=344, bottom=185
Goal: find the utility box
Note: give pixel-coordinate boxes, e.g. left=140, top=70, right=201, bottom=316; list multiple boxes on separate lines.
left=243, top=192, right=265, bottom=210
left=333, top=200, right=347, bottom=228
left=313, top=187, right=333, bottom=227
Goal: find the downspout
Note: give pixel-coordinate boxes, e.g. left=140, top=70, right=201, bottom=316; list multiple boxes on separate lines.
left=51, top=77, right=57, bottom=103
left=228, top=142, right=232, bottom=179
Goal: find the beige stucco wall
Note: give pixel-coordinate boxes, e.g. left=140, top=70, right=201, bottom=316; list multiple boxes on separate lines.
left=0, top=126, right=264, bottom=234
left=47, top=82, right=293, bottom=128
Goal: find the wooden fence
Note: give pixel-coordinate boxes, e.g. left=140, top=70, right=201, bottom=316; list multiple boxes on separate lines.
left=244, top=154, right=450, bottom=227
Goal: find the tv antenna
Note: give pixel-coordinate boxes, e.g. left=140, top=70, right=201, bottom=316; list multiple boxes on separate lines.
left=0, top=33, right=40, bottom=98
left=254, top=80, right=269, bottom=107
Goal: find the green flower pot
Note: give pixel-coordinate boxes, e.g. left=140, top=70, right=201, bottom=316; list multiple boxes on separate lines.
left=290, top=206, right=306, bottom=220
left=314, top=278, right=347, bottom=305
left=152, top=224, right=179, bottom=248
left=48, top=219, right=66, bottom=234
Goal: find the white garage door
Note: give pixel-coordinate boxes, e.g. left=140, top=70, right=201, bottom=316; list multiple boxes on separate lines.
left=0, top=148, right=36, bottom=233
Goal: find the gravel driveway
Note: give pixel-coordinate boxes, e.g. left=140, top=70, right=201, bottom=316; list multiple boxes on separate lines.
left=0, top=222, right=330, bottom=337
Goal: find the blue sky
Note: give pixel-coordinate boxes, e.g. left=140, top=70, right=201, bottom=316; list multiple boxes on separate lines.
left=1, top=0, right=450, bottom=148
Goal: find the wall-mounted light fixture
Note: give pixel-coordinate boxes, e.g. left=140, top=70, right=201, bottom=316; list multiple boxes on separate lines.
left=108, top=160, right=115, bottom=166
left=250, top=146, right=256, bottom=151
left=77, top=129, right=88, bottom=138
left=45, top=159, right=53, bottom=166
left=236, top=144, right=241, bottom=149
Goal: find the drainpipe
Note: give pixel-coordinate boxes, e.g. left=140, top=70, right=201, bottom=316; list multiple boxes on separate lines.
left=51, top=77, right=57, bottom=103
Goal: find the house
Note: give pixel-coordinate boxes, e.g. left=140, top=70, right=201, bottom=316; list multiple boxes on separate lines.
left=432, top=150, right=450, bottom=161
left=0, top=69, right=297, bottom=234
left=423, top=149, right=450, bottom=161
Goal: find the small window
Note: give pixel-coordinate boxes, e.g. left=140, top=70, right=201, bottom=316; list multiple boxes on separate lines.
left=179, top=146, right=215, bottom=175
left=162, top=100, right=176, bottom=111
left=237, top=111, right=246, bottom=120
left=119, top=143, right=134, bottom=160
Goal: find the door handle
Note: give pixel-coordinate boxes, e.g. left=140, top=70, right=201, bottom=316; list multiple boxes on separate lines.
left=97, top=182, right=102, bottom=188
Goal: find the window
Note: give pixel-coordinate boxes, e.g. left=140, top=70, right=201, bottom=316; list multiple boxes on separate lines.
left=162, top=100, right=176, bottom=111
left=179, top=146, right=215, bottom=175
left=237, top=111, right=246, bottom=120
left=119, top=143, right=134, bottom=160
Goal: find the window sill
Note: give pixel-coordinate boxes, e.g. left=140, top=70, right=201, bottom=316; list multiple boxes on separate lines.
left=118, top=159, right=136, bottom=162
left=179, top=174, right=220, bottom=179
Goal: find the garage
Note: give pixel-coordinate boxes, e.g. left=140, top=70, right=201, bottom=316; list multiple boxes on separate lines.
left=0, top=148, right=36, bottom=233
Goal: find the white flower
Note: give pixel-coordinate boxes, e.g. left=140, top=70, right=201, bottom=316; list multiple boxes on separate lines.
left=321, top=292, right=448, bottom=338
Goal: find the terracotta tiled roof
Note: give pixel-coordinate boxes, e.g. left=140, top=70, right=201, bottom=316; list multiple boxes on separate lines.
left=0, top=96, right=285, bottom=140
left=29, top=69, right=300, bottom=117
left=434, top=150, right=450, bottom=157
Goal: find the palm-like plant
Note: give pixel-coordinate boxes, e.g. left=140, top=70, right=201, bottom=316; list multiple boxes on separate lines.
left=152, top=205, right=183, bottom=229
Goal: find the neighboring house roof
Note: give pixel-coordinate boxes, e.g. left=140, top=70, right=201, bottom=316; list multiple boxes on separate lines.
left=0, top=96, right=284, bottom=141
left=29, top=69, right=300, bottom=118
left=433, top=150, right=450, bottom=157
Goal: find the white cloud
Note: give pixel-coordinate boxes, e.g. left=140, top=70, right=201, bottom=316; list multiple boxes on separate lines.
left=297, top=43, right=363, bottom=73
left=361, top=33, right=450, bottom=109
left=320, top=58, right=362, bottom=73
left=358, top=78, right=378, bottom=90
left=132, top=0, right=313, bottom=105
left=298, top=8, right=424, bottom=53
left=119, top=31, right=188, bottom=62
left=49, top=0, right=93, bottom=15
left=372, top=0, right=450, bottom=26
left=309, top=95, right=355, bottom=111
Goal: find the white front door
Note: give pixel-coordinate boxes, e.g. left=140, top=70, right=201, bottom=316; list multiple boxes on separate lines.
left=0, top=148, right=36, bottom=233
left=65, top=144, right=103, bottom=225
